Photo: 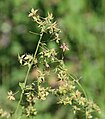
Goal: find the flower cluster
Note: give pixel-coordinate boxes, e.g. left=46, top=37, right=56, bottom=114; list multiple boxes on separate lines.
left=39, top=48, right=57, bottom=68
left=0, top=108, right=10, bottom=118
left=22, top=82, right=51, bottom=117
left=22, top=84, right=37, bottom=117
left=18, top=8, right=101, bottom=118
left=37, top=86, right=50, bottom=101
left=5, top=8, right=100, bottom=119
left=55, top=65, right=69, bottom=80
left=54, top=79, right=100, bottom=118
left=18, top=54, right=37, bottom=67
left=40, top=48, right=57, bottom=60
left=29, top=8, right=61, bottom=43
left=0, top=91, right=15, bottom=118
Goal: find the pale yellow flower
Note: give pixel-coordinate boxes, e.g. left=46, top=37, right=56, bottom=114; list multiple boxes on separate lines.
left=75, top=90, right=81, bottom=98
left=47, top=12, right=53, bottom=20
left=86, top=111, right=92, bottom=119
left=7, top=91, right=15, bottom=101
left=79, top=97, right=86, bottom=106
left=28, top=8, right=38, bottom=17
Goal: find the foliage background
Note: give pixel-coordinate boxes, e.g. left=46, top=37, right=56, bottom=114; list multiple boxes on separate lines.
left=0, top=0, right=105, bottom=118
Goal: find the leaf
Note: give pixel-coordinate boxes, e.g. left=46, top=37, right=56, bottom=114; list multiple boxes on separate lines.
left=19, top=82, right=25, bottom=90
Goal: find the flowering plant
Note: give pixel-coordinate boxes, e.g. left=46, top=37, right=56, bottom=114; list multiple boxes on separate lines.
left=0, top=8, right=100, bottom=119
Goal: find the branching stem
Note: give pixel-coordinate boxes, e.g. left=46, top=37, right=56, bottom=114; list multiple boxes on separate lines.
left=69, top=74, right=88, bottom=99
left=14, top=33, right=43, bottom=118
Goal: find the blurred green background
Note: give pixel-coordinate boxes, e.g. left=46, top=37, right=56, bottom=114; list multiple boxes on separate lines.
left=0, top=0, right=105, bottom=118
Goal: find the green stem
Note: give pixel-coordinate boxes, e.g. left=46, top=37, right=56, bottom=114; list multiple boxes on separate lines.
left=29, top=31, right=40, bottom=36
left=69, top=74, right=88, bottom=99
left=14, top=33, right=43, bottom=117
left=33, top=33, right=43, bottom=60
left=14, top=65, right=31, bottom=116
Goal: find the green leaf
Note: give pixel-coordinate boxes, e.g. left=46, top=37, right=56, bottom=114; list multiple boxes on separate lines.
left=19, top=82, right=25, bottom=90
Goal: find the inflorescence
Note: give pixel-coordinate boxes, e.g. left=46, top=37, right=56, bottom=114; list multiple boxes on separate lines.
left=3, top=8, right=100, bottom=119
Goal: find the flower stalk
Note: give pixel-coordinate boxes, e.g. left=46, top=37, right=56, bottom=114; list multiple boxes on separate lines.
left=5, top=8, right=100, bottom=119
left=14, top=33, right=43, bottom=117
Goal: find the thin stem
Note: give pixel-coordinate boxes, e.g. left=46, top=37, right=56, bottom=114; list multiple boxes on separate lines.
left=32, top=33, right=43, bottom=93
left=29, top=31, right=40, bottom=35
left=14, top=33, right=43, bottom=117
left=13, top=91, right=19, bottom=95
left=14, top=65, right=31, bottom=116
left=33, top=33, right=43, bottom=60
left=69, top=74, right=88, bottom=99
